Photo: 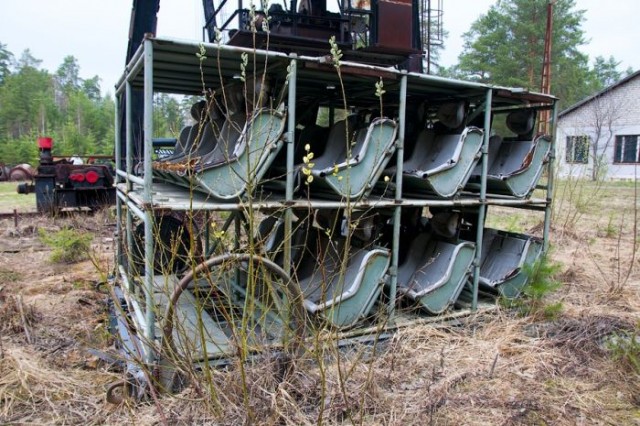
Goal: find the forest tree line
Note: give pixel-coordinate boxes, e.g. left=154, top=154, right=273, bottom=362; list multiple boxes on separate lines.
left=0, top=0, right=633, bottom=166
left=0, top=46, right=189, bottom=166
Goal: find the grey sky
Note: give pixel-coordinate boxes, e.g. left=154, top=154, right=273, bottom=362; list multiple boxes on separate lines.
left=0, top=0, right=638, bottom=96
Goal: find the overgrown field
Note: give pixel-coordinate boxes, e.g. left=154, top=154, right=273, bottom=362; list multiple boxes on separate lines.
left=0, top=180, right=638, bottom=425
left=0, top=181, right=35, bottom=214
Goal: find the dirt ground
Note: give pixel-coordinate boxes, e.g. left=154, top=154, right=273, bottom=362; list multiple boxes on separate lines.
left=1, top=182, right=639, bottom=425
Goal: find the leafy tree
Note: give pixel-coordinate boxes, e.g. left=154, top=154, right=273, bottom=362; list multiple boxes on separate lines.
left=82, top=76, right=102, bottom=101
left=0, top=48, right=180, bottom=165
left=56, top=55, right=81, bottom=93
left=592, top=55, right=622, bottom=88
left=0, top=41, right=14, bottom=86
left=154, top=93, right=184, bottom=138
left=456, top=0, right=596, bottom=108
left=0, top=61, right=54, bottom=138
left=17, top=49, right=42, bottom=69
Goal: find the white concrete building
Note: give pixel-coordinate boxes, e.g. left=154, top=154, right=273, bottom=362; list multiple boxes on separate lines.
left=556, top=70, right=640, bottom=180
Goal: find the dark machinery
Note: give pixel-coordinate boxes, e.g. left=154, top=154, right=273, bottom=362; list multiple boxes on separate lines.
left=17, top=137, right=115, bottom=213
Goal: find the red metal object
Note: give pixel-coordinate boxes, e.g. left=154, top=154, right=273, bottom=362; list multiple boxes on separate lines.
left=69, top=173, right=86, bottom=182
left=9, top=164, right=35, bottom=181
left=85, top=170, right=100, bottom=184
left=375, top=0, right=414, bottom=53
left=37, top=137, right=53, bottom=150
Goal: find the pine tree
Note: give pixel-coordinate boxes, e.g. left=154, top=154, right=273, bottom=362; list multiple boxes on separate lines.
left=455, top=0, right=597, bottom=108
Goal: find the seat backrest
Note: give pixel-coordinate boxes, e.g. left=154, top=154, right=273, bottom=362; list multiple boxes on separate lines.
left=404, top=129, right=435, bottom=171
left=201, top=112, right=247, bottom=166
left=313, top=115, right=358, bottom=170
left=485, top=135, right=504, bottom=171
left=422, top=134, right=460, bottom=169
left=186, top=120, right=221, bottom=159
left=296, top=227, right=343, bottom=283
left=295, top=124, right=330, bottom=164
left=397, top=232, right=432, bottom=286
left=412, top=239, right=455, bottom=284
left=255, top=216, right=285, bottom=254
left=404, top=128, right=464, bottom=173
left=480, top=233, right=527, bottom=282
left=170, top=100, right=210, bottom=159
left=488, top=139, right=534, bottom=176
left=471, top=134, right=503, bottom=177
left=172, top=125, right=193, bottom=158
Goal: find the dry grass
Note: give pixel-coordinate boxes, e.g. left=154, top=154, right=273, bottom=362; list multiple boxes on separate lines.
left=0, top=181, right=639, bottom=424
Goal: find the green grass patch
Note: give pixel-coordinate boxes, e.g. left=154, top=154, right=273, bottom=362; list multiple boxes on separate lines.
left=0, top=181, right=35, bottom=213
left=502, top=254, right=563, bottom=319
left=39, top=227, right=93, bottom=263
left=0, top=268, right=22, bottom=282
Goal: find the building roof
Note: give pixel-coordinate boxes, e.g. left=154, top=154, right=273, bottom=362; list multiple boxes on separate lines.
left=559, top=69, right=640, bottom=118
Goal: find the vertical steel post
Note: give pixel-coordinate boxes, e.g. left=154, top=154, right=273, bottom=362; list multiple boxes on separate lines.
left=388, top=73, right=407, bottom=320
left=125, top=83, right=133, bottom=190
left=204, top=211, right=211, bottom=255
left=471, top=88, right=493, bottom=311
left=115, top=92, right=124, bottom=271
left=125, top=80, right=135, bottom=290
left=142, top=38, right=155, bottom=364
left=284, top=57, right=297, bottom=276
left=543, top=100, right=558, bottom=253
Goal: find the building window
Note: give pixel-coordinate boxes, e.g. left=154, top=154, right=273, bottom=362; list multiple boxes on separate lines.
left=614, top=135, right=640, bottom=164
left=566, top=135, right=589, bottom=164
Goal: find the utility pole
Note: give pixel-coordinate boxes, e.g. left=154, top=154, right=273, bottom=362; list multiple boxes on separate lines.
left=539, top=0, right=554, bottom=134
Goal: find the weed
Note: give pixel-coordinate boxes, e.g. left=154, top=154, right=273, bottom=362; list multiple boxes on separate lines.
left=39, top=227, right=93, bottom=263
left=504, top=254, right=563, bottom=319
left=606, top=328, right=640, bottom=376
left=0, top=268, right=21, bottom=282
left=602, top=214, right=618, bottom=238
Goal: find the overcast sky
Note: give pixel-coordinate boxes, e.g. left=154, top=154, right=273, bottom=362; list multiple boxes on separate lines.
left=0, top=0, right=638, bottom=96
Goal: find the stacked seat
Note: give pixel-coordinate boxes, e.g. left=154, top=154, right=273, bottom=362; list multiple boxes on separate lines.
left=396, top=232, right=475, bottom=314
left=479, top=228, right=543, bottom=298
left=296, top=228, right=390, bottom=328
left=401, top=126, right=484, bottom=198
left=466, top=109, right=551, bottom=198
left=256, top=211, right=390, bottom=328
left=307, top=116, right=398, bottom=199
left=153, top=108, right=286, bottom=200
left=383, top=101, right=483, bottom=198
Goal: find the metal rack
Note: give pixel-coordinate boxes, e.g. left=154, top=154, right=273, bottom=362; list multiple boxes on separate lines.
left=112, top=36, right=557, bottom=378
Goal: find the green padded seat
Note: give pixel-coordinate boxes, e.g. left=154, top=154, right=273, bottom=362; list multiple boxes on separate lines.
left=466, top=108, right=551, bottom=198
left=295, top=226, right=390, bottom=328
left=479, top=228, right=543, bottom=299
left=308, top=117, right=397, bottom=199
left=397, top=233, right=475, bottom=314
left=401, top=126, right=484, bottom=198
left=153, top=109, right=286, bottom=200
left=483, top=135, right=552, bottom=198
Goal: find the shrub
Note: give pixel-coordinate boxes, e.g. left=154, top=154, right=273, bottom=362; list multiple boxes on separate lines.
left=39, top=228, right=93, bottom=263
left=504, top=254, right=563, bottom=319
left=607, top=329, right=640, bottom=376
